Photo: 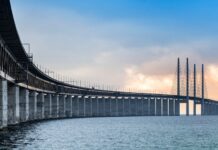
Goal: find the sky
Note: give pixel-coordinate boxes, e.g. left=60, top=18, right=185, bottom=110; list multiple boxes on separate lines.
left=10, top=0, right=218, bottom=100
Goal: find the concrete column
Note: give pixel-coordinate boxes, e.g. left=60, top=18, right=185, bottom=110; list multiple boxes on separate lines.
left=169, top=98, right=174, bottom=116
left=19, top=88, right=29, bottom=122
left=70, top=96, right=73, bottom=117
left=78, top=96, right=85, bottom=117
left=148, top=97, right=151, bottom=115
left=29, top=91, right=37, bottom=121
left=97, top=97, right=100, bottom=117
left=37, top=93, right=44, bottom=120
left=175, top=98, right=180, bottom=116
left=156, top=98, right=162, bottom=116
left=163, top=98, right=168, bottom=116
left=8, top=85, right=20, bottom=125
left=65, top=95, right=72, bottom=118
left=57, top=95, right=59, bottom=118
left=123, top=97, right=130, bottom=116
left=204, top=101, right=208, bottom=115
left=85, top=96, right=91, bottom=117
left=92, top=97, right=98, bottom=117
left=130, top=97, right=137, bottom=116
left=110, top=97, right=117, bottom=117
left=102, top=97, right=106, bottom=117
left=105, top=97, right=111, bottom=117
left=136, top=97, right=143, bottom=116
left=142, top=97, right=149, bottom=116
left=59, top=95, right=66, bottom=118
left=150, top=98, right=155, bottom=116
left=51, top=94, right=58, bottom=118
left=98, top=97, right=105, bottom=117
left=44, top=94, right=52, bottom=119
left=34, top=92, right=38, bottom=120
left=15, top=87, right=20, bottom=124
left=216, top=103, right=218, bottom=115
left=117, top=97, right=123, bottom=116
left=155, top=98, right=157, bottom=116
left=0, top=80, right=8, bottom=127
left=72, top=96, right=79, bottom=117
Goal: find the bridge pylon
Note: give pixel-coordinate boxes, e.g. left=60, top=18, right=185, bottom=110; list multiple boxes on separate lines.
left=201, top=64, right=205, bottom=115
left=177, top=58, right=180, bottom=115
left=193, top=64, right=197, bottom=116
left=186, top=58, right=189, bottom=116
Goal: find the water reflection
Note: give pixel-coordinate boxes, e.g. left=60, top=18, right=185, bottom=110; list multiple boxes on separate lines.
left=0, top=117, right=218, bottom=149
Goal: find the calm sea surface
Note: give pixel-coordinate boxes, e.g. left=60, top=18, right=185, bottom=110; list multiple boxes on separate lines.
left=0, top=116, right=218, bottom=150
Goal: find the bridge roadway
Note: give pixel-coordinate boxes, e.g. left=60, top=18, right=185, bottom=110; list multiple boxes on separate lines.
left=1, top=0, right=218, bottom=129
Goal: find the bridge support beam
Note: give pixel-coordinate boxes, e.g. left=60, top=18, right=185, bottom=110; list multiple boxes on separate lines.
left=0, top=80, right=8, bottom=128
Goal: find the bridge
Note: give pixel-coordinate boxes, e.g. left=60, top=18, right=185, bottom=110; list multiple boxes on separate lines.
left=0, top=0, right=218, bottom=129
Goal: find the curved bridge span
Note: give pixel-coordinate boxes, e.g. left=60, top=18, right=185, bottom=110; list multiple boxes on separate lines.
left=0, top=0, right=218, bottom=129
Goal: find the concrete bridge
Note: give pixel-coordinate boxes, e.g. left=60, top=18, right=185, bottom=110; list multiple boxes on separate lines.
left=0, top=0, right=218, bottom=129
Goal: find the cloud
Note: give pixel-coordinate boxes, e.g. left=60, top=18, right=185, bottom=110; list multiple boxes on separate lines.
left=11, top=1, right=218, bottom=100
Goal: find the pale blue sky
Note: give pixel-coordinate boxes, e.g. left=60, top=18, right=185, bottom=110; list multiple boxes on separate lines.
left=10, top=0, right=218, bottom=97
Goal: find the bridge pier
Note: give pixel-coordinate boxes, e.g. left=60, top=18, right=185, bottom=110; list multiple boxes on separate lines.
left=84, top=96, right=91, bottom=117
left=169, top=98, right=175, bottom=116
left=98, top=97, right=105, bottom=117
left=150, top=98, right=155, bottom=116
left=136, top=97, right=143, bottom=116
left=91, top=97, right=97, bottom=117
left=29, top=91, right=36, bottom=121
left=8, top=85, right=20, bottom=125
left=59, top=95, right=66, bottom=118
left=44, top=94, right=52, bottom=119
left=51, top=95, right=58, bottom=118
left=19, top=88, right=29, bottom=122
left=36, top=93, right=44, bottom=120
left=175, top=99, right=180, bottom=116
left=162, top=98, right=168, bottom=116
left=77, top=96, right=83, bottom=117
left=65, top=95, right=72, bottom=118
left=156, top=98, right=161, bottom=116
left=117, top=97, right=123, bottom=116
left=110, top=97, right=116, bottom=117
left=0, top=80, right=8, bottom=127
left=142, top=98, right=149, bottom=116
left=104, top=97, right=110, bottom=117
left=72, top=96, right=78, bottom=117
